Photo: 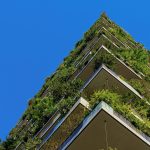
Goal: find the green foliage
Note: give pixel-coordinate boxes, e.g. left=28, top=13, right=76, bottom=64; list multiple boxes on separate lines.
left=129, top=79, right=145, bottom=95
left=44, top=72, right=83, bottom=103
left=0, top=139, right=5, bottom=150
left=84, top=30, right=95, bottom=42
left=101, top=13, right=143, bottom=49
left=94, top=53, right=116, bottom=70
left=1, top=137, right=16, bottom=150
left=109, top=27, right=133, bottom=43
left=90, top=90, right=150, bottom=137
left=41, top=104, right=87, bottom=150
left=75, top=39, right=84, bottom=48
left=3, top=12, right=150, bottom=149
left=86, top=13, right=150, bottom=83
left=4, top=64, right=83, bottom=149
left=129, top=79, right=150, bottom=101
left=115, top=48, right=150, bottom=79
left=90, top=90, right=121, bottom=108
left=132, top=98, right=150, bottom=118
left=24, top=137, right=41, bottom=150
left=56, top=97, right=76, bottom=115
left=28, top=97, right=54, bottom=121
left=37, top=66, right=76, bottom=99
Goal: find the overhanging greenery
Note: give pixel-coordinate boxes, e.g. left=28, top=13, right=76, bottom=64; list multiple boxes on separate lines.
left=1, top=12, right=150, bottom=149
left=89, top=90, right=150, bottom=137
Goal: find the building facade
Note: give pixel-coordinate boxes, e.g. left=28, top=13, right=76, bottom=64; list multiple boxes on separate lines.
left=4, top=13, right=150, bottom=150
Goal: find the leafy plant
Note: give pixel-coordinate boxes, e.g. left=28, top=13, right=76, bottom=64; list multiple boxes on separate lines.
left=94, top=53, right=116, bottom=70
left=24, top=137, right=41, bottom=150
left=90, top=90, right=150, bottom=136
left=3, top=12, right=150, bottom=149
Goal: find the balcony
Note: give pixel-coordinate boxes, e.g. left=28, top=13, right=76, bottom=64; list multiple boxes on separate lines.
left=73, top=31, right=120, bottom=70
left=60, top=101, right=150, bottom=150
left=75, top=46, right=142, bottom=85
left=39, top=98, right=90, bottom=150
left=35, top=111, right=61, bottom=140
left=80, top=64, right=142, bottom=99
left=101, top=17, right=140, bottom=50
left=99, top=27, right=129, bottom=48
left=15, top=142, right=25, bottom=150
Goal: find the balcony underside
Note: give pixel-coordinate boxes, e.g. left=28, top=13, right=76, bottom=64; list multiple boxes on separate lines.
left=81, top=64, right=142, bottom=99
left=39, top=98, right=90, bottom=150
left=75, top=45, right=141, bottom=84
left=61, top=101, right=150, bottom=150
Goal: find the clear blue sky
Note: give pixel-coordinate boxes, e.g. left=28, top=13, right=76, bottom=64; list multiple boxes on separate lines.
left=0, top=0, right=150, bottom=140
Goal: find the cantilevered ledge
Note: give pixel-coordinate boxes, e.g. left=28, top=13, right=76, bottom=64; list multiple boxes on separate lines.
left=80, top=64, right=143, bottom=99
left=61, top=101, right=150, bottom=150
left=75, top=45, right=142, bottom=83
left=35, top=111, right=61, bottom=139
left=39, top=97, right=90, bottom=150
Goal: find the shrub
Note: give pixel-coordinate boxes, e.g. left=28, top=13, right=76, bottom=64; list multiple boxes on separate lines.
left=94, top=53, right=116, bottom=70
left=89, top=90, right=150, bottom=136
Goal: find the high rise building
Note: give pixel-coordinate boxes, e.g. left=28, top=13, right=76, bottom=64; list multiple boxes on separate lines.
left=3, top=13, right=150, bottom=150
